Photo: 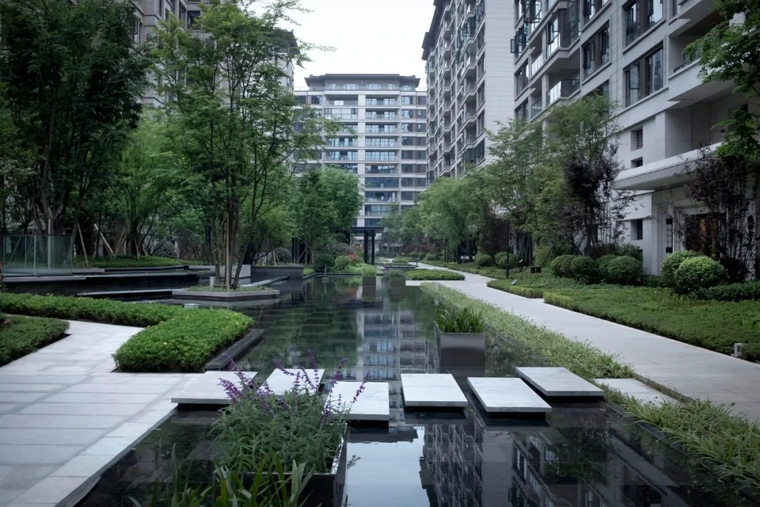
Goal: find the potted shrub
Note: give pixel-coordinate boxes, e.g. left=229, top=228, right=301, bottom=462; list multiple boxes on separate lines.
left=214, top=357, right=365, bottom=507
left=433, top=307, right=486, bottom=379
left=385, top=268, right=407, bottom=288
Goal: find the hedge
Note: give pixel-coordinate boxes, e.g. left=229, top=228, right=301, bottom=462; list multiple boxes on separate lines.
left=113, top=309, right=252, bottom=372
left=405, top=269, right=465, bottom=281
left=73, top=256, right=200, bottom=269
left=0, top=315, right=70, bottom=366
left=692, top=280, right=760, bottom=302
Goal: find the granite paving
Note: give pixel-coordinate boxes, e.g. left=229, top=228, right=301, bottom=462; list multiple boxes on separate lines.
left=262, top=368, right=325, bottom=395
left=329, top=381, right=390, bottom=421
left=595, top=378, right=677, bottom=406
left=401, top=373, right=468, bottom=408
left=467, top=377, right=552, bottom=413
left=516, top=367, right=604, bottom=398
left=418, top=262, right=760, bottom=421
left=172, top=371, right=257, bottom=405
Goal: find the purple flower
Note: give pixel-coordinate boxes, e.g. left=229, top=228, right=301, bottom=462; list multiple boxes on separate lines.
left=331, top=358, right=348, bottom=387
left=275, top=359, right=295, bottom=376
left=291, top=371, right=302, bottom=394
left=298, top=365, right=317, bottom=392
left=351, top=372, right=369, bottom=405
left=219, top=378, right=242, bottom=403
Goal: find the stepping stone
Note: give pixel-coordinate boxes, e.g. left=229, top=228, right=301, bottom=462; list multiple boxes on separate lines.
left=401, top=373, right=468, bottom=408
left=261, top=368, right=324, bottom=395
left=328, top=382, right=390, bottom=421
left=516, top=367, right=604, bottom=398
left=594, top=378, right=676, bottom=406
left=171, top=371, right=257, bottom=405
left=468, top=378, right=551, bottom=413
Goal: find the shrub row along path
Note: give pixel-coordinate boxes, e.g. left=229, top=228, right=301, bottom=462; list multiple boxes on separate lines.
left=415, top=262, right=760, bottom=423
left=0, top=321, right=197, bottom=507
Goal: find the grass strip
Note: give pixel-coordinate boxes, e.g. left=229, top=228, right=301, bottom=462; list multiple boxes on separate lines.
left=183, top=285, right=267, bottom=292
left=0, top=315, right=70, bottom=366
left=406, top=269, right=465, bottom=281
left=73, top=255, right=201, bottom=269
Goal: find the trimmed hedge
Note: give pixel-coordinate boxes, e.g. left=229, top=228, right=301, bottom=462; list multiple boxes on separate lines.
left=571, top=256, right=599, bottom=284
left=406, top=269, right=465, bottom=281
left=73, top=256, right=199, bottom=269
left=692, top=280, right=760, bottom=302
left=674, top=256, right=726, bottom=295
left=605, top=256, right=643, bottom=286
left=0, top=315, right=70, bottom=366
left=474, top=252, right=492, bottom=267
left=113, top=309, right=252, bottom=372
left=661, top=250, right=703, bottom=287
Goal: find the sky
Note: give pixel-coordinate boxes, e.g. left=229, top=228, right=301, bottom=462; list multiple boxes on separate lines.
left=281, top=0, right=436, bottom=89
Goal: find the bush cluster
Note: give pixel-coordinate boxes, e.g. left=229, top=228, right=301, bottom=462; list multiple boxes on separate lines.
left=113, top=308, right=252, bottom=372
left=424, top=252, right=442, bottom=261
left=550, top=255, right=575, bottom=278
left=605, top=256, right=644, bottom=286
left=405, top=269, right=465, bottom=281
left=674, top=256, right=726, bottom=295
left=72, top=255, right=198, bottom=269
left=551, top=254, right=643, bottom=286
left=570, top=256, right=600, bottom=284
left=0, top=315, right=70, bottom=366
left=274, top=247, right=292, bottom=264
left=661, top=250, right=703, bottom=288
left=311, top=253, right=335, bottom=273
left=692, top=280, right=760, bottom=302
left=474, top=252, right=492, bottom=267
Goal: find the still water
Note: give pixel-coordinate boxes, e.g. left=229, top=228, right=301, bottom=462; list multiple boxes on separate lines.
left=79, top=277, right=752, bottom=507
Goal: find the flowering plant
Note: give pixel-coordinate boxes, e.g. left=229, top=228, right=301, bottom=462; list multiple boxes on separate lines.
left=213, top=352, right=366, bottom=474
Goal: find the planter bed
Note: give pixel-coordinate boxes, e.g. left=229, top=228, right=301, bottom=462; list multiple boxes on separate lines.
left=204, top=328, right=266, bottom=371
left=172, top=288, right=280, bottom=302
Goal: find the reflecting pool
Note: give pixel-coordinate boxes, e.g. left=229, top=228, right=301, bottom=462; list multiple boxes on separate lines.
left=78, top=277, right=754, bottom=507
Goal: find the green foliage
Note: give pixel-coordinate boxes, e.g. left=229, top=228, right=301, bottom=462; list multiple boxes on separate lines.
left=311, top=253, right=335, bottom=273
left=550, top=255, right=576, bottom=278
left=386, top=269, right=407, bottom=278
left=605, top=256, right=643, bottom=286
left=424, top=260, right=509, bottom=279
left=113, top=309, right=251, bottom=372
left=392, top=256, right=413, bottom=263
left=72, top=256, right=198, bottom=269
left=274, top=247, right=292, bottom=264
left=423, top=284, right=634, bottom=378
left=616, top=243, right=643, bottom=261
left=424, top=252, right=442, bottom=261
left=406, top=269, right=465, bottom=281
left=488, top=283, right=545, bottom=298
left=643, top=275, right=666, bottom=288
left=333, top=255, right=352, bottom=272
left=474, top=252, right=492, bottom=267
left=570, top=256, right=599, bottom=284
left=535, top=244, right=552, bottom=267
left=692, top=280, right=760, bottom=302
left=0, top=315, right=69, bottom=366
left=488, top=273, right=582, bottom=298
left=494, top=252, right=508, bottom=268
left=319, top=167, right=363, bottom=231
left=183, top=286, right=266, bottom=292
left=661, top=250, right=704, bottom=288
left=674, top=256, right=727, bottom=294
left=0, top=293, right=181, bottom=326
left=435, top=307, right=485, bottom=333
left=543, top=286, right=760, bottom=355
left=597, top=255, right=618, bottom=279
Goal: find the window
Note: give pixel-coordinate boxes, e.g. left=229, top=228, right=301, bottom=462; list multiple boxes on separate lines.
left=401, top=137, right=415, bottom=146
left=364, top=178, right=399, bottom=188
left=366, top=138, right=397, bottom=147
left=632, top=128, right=644, bottom=149
left=417, top=110, right=426, bottom=119
left=188, top=10, right=201, bottom=26
left=401, top=110, right=413, bottom=119
left=417, top=151, right=427, bottom=160
left=624, top=46, right=662, bottom=105
left=311, top=96, right=322, bottom=105
left=327, top=137, right=357, bottom=147
left=633, top=218, right=644, bottom=241
left=417, top=96, right=427, bottom=105
left=516, top=64, right=528, bottom=94
left=400, top=191, right=416, bottom=201
left=326, top=151, right=357, bottom=161
left=296, top=96, right=307, bottom=105
left=401, top=84, right=413, bottom=91
left=624, top=0, right=663, bottom=45
left=631, top=157, right=644, bottom=167
left=367, top=83, right=382, bottom=90
left=401, top=150, right=416, bottom=160
left=179, top=4, right=187, bottom=22
left=400, top=96, right=413, bottom=105
left=417, top=123, right=427, bottom=132
left=366, top=165, right=397, bottom=174
left=159, top=0, right=164, bottom=16
left=365, top=152, right=398, bottom=161
left=593, top=81, right=610, bottom=97
left=582, top=24, right=609, bottom=79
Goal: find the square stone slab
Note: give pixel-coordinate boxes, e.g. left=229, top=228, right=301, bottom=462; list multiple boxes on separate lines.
left=595, top=378, right=676, bottom=406
left=401, top=373, right=468, bottom=408
left=328, top=382, right=389, bottom=421
left=261, top=369, right=324, bottom=396
left=171, top=371, right=257, bottom=405
left=467, top=378, right=552, bottom=413
left=516, top=367, right=604, bottom=398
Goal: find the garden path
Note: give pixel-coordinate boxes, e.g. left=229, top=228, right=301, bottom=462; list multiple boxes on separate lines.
left=0, top=321, right=199, bottom=507
left=415, top=262, right=760, bottom=423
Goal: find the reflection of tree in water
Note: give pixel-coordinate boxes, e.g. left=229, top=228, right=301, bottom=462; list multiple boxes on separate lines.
left=543, top=413, right=611, bottom=486
left=485, top=333, right=547, bottom=377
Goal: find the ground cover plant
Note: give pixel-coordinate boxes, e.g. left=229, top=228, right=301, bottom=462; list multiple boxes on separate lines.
left=435, top=307, right=484, bottom=333
left=406, top=269, right=464, bottom=281
left=423, top=260, right=509, bottom=279
left=488, top=271, right=582, bottom=297
left=0, top=314, right=69, bottom=366
left=183, top=285, right=267, bottom=292
left=73, top=256, right=200, bottom=269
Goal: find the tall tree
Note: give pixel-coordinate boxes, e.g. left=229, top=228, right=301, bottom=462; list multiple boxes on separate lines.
left=320, top=167, right=363, bottom=232
left=292, top=169, right=335, bottom=261
left=0, top=0, right=148, bottom=236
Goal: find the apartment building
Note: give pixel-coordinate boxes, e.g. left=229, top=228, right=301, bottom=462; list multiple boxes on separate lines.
left=513, top=0, right=752, bottom=273
left=422, top=0, right=515, bottom=181
left=294, top=74, right=428, bottom=228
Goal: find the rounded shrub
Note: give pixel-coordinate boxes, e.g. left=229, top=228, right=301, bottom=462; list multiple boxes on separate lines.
left=333, top=255, right=351, bottom=272
left=274, top=246, right=292, bottom=264
left=570, top=256, right=600, bottom=284
left=494, top=252, right=508, bottom=268
left=661, top=250, right=703, bottom=288
left=605, top=256, right=644, bottom=286
left=597, top=255, right=618, bottom=281
left=327, top=242, right=352, bottom=257
left=312, top=253, right=335, bottom=273
left=474, top=252, right=492, bottom=267
left=550, top=255, right=576, bottom=278
left=674, top=256, right=726, bottom=295
left=616, top=243, right=644, bottom=262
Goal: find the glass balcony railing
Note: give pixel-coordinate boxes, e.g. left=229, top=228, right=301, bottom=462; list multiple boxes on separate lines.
left=546, top=75, right=580, bottom=106
left=1, top=234, right=73, bottom=276
left=530, top=100, right=543, bottom=119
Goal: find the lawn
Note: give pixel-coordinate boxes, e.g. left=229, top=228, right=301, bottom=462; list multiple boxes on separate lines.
left=0, top=314, right=69, bottom=366
left=423, top=260, right=510, bottom=279
left=73, top=255, right=201, bottom=269
left=488, top=272, right=584, bottom=297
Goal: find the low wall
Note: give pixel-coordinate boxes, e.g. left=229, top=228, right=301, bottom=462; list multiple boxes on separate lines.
left=4, top=271, right=202, bottom=296
left=250, top=266, right=304, bottom=283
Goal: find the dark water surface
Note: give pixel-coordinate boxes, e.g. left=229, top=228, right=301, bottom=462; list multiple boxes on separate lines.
left=79, top=277, right=752, bottom=507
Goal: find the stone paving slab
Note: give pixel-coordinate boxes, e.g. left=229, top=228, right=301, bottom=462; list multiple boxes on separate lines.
left=467, top=378, right=552, bottom=413
left=262, top=368, right=325, bottom=395
left=516, top=367, right=604, bottom=398
left=329, top=382, right=390, bottom=421
left=401, top=373, right=468, bottom=408
left=171, top=371, right=257, bottom=405
left=595, top=378, right=676, bottom=406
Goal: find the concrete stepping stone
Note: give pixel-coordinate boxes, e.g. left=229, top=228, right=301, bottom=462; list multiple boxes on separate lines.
left=171, top=371, right=257, bottom=405
left=594, top=378, right=676, bottom=406
left=261, top=368, right=324, bottom=395
left=328, top=382, right=390, bottom=421
left=516, top=367, right=604, bottom=398
left=401, top=373, right=468, bottom=408
left=468, top=378, right=552, bottom=413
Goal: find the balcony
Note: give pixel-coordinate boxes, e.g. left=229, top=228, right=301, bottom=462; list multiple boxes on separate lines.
left=530, top=100, right=543, bottom=119
left=527, top=53, right=546, bottom=79
left=546, top=75, right=580, bottom=106
left=668, top=61, right=733, bottom=104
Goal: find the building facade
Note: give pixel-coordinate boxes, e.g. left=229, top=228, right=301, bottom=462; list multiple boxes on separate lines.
left=422, top=0, right=515, bottom=181
left=512, top=0, right=755, bottom=274
left=295, top=74, right=428, bottom=228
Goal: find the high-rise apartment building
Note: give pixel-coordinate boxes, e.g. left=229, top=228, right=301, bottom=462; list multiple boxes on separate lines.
left=295, top=74, right=428, bottom=228
left=422, top=0, right=515, bottom=180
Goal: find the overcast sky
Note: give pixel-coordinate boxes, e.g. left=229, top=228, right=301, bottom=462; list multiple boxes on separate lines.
left=282, top=0, right=436, bottom=89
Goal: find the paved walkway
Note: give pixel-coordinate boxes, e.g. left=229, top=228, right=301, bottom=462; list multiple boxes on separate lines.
left=415, top=263, right=760, bottom=422
left=0, top=321, right=200, bottom=507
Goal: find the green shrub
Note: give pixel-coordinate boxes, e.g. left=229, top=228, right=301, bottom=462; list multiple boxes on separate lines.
left=675, top=256, right=726, bottom=295
left=692, top=280, right=760, bottom=302
left=617, top=243, right=643, bottom=261
left=535, top=244, right=552, bottom=267
left=0, top=293, right=181, bottom=326
left=570, top=256, right=599, bottom=284
left=743, top=342, right=760, bottom=362
left=406, top=269, right=465, bottom=281
left=474, top=252, right=492, bottom=267
left=643, top=275, right=665, bottom=288
left=311, top=253, right=335, bottom=273
left=274, top=247, right=292, bottom=264
left=494, top=252, right=508, bottom=268
left=597, top=255, right=618, bottom=280
left=605, top=256, right=643, bottom=286
left=333, top=255, right=351, bottom=272
left=0, top=315, right=69, bottom=366
left=718, top=256, right=749, bottom=284
left=72, top=255, right=198, bottom=269
left=113, top=308, right=252, bottom=372
left=550, top=255, right=576, bottom=278
left=661, top=250, right=704, bottom=287
left=435, top=307, right=485, bottom=333
left=505, top=285, right=544, bottom=298
left=392, top=256, right=413, bottom=263
left=386, top=269, right=407, bottom=278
